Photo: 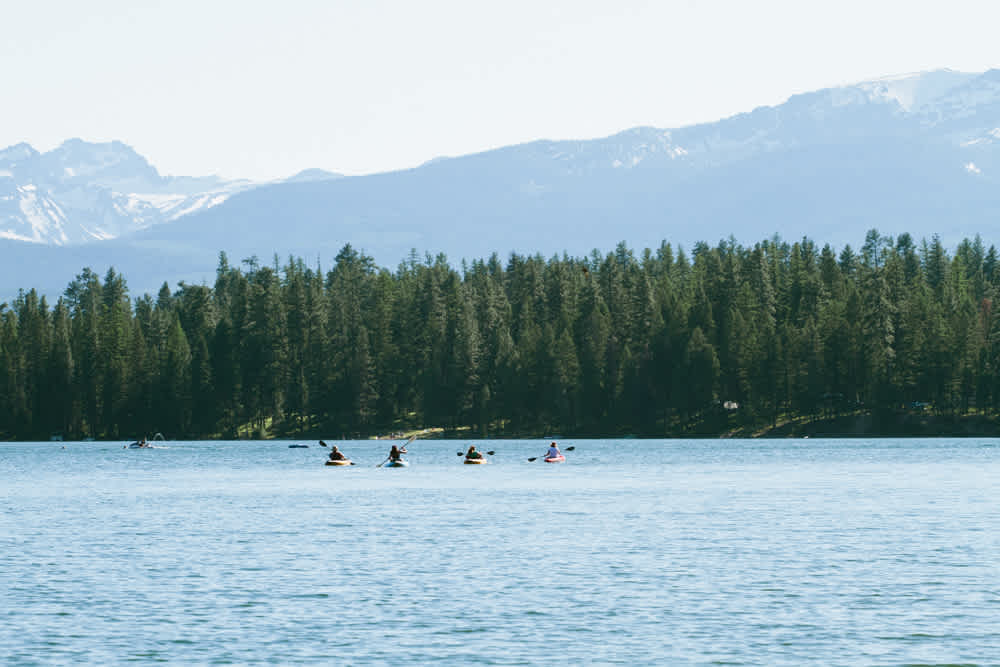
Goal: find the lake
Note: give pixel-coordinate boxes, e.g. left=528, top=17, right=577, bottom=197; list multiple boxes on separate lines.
left=2, top=438, right=998, bottom=665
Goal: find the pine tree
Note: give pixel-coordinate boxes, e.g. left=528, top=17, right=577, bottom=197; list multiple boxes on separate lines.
left=65, top=269, right=102, bottom=437
left=46, top=298, right=75, bottom=437
left=100, top=268, right=130, bottom=437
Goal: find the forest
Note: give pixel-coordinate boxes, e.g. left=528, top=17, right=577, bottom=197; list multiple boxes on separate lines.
left=2, top=230, right=1000, bottom=440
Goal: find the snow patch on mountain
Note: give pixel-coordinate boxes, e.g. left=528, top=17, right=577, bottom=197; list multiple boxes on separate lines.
left=857, top=70, right=976, bottom=111
left=4, top=184, right=70, bottom=243
left=539, top=127, right=693, bottom=173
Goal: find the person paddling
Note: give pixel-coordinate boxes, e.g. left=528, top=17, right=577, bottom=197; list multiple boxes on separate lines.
left=388, top=444, right=404, bottom=462
left=545, top=441, right=561, bottom=459
left=465, top=445, right=484, bottom=461
left=328, top=445, right=348, bottom=462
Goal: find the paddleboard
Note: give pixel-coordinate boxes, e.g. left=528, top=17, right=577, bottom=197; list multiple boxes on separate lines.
left=325, top=459, right=352, bottom=466
left=544, top=455, right=565, bottom=463
left=384, top=460, right=409, bottom=467
left=463, top=458, right=488, bottom=464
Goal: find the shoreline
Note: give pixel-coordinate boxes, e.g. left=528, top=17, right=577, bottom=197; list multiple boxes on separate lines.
left=9, top=414, right=1000, bottom=443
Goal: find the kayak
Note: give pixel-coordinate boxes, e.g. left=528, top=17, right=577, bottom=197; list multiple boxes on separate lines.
left=325, top=459, right=352, bottom=466
left=385, top=460, right=409, bottom=467
left=544, top=455, right=565, bottom=463
left=463, top=458, right=488, bottom=464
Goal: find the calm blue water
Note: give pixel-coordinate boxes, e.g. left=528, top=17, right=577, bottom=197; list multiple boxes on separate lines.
left=2, top=438, right=999, bottom=665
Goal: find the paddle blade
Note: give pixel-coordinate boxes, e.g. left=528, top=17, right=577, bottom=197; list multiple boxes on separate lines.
left=486, top=451, right=495, bottom=456
left=527, top=457, right=538, bottom=462
left=457, top=452, right=464, bottom=456
left=565, top=446, right=575, bottom=451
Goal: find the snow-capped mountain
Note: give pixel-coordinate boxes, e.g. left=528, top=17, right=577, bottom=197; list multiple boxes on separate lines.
left=529, top=68, right=1000, bottom=174
left=4, top=68, right=1000, bottom=300
left=0, top=139, right=255, bottom=244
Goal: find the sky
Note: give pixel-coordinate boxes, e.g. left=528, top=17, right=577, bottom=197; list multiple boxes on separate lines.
left=3, top=0, right=1000, bottom=181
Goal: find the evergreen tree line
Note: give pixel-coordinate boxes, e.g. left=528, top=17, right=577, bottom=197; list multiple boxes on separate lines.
left=3, top=230, right=1000, bottom=440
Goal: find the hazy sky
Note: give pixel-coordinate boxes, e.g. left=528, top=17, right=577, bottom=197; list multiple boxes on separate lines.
left=4, top=0, right=999, bottom=180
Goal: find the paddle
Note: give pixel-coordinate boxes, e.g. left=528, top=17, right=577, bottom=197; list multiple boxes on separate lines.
left=322, top=440, right=359, bottom=464
left=527, top=446, right=574, bottom=462
left=377, top=435, right=417, bottom=467
left=456, top=450, right=495, bottom=456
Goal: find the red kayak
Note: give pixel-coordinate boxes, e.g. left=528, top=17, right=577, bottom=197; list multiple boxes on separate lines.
left=544, top=455, right=565, bottom=463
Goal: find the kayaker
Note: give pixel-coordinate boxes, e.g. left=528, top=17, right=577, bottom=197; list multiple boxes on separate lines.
left=328, top=445, right=348, bottom=462
left=545, top=441, right=561, bottom=459
left=465, top=445, right=483, bottom=461
left=388, top=444, right=404, bottom=462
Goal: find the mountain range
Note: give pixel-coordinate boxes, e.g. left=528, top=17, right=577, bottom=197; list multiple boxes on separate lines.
left=3, top=68, right=1000, bottom=299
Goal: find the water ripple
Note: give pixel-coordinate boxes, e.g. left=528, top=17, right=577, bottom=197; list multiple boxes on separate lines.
left=2, top=438, right=999, bottom=664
